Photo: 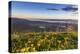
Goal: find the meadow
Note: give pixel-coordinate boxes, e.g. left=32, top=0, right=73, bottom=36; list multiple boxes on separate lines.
left=10, top=32, right=78, bottom=53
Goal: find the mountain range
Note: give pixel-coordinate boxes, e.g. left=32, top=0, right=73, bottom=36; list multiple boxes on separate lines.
left=10, top=18, right=78, bottom=32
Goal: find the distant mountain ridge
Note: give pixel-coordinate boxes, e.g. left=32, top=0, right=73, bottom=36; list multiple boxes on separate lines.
left=11, top=17, right=78, bottom=24
left=10, top=17, right=78, bottom=32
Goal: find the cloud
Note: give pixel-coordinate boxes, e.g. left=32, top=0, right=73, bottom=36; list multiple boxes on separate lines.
left=61, top=5, right=78, bottom=12
left=46, top=5, right=78, bottom=12
left=47, top=8, right=59, bottom=11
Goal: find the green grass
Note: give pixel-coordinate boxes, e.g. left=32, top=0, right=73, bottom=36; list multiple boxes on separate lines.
left=10, top=32, right=78, bottom=53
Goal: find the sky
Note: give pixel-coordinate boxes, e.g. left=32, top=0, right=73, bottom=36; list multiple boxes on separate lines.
left=10, top=1, right=78, bottom=20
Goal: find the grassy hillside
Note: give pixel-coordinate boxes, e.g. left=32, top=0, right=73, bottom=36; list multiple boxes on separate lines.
left=10, top=32, right=78, bottom=53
